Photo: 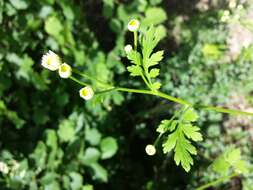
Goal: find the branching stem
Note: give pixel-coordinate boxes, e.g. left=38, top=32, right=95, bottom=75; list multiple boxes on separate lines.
left=70, top=74, right=253, bottom=117
left=69, top=76, right=89, bottom=86
left=73, top=69, right=113, bottom=88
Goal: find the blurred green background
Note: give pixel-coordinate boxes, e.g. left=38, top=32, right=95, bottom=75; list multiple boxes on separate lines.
left=1, top=0, right=253, bottom=189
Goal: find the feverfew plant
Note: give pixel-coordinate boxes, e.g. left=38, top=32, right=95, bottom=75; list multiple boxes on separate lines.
left=41, top=19, right=253, bottom=174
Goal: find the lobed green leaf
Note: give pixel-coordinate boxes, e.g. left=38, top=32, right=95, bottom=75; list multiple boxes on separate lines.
left=127, top=65, right=143, bottom=76
left=160, top=107, right=202, bottom=172
left=146, top=50, right=164, bottom=68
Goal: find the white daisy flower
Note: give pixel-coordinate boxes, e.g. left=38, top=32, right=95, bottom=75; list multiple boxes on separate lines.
left=127, top=19, right=140, bottom=32
left=79, top=86, right=94, bottom=100
left=58, top=63, right=72, bottom=79
left=0, top=161, right=9, bottom=174
left=41, top=50, right=61, bottom=71
left=124, top=44, right=133, bottom=54
left=145, top=144, right=156, bottom=156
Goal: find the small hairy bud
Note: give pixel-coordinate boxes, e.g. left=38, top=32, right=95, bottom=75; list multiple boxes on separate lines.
left=128, top=19, right=140, bottom=32
left=124, top=44, right=133, bottom=54
left=145, top=144, right=156, bottom=156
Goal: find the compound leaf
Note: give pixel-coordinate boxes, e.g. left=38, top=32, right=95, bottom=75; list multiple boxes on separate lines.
left=159, top=107, right=202, bottom=172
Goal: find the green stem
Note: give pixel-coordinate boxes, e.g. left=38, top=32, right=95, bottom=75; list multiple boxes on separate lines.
left=115, top=87, right=153, bottom=94
left=73, top=69, right=113, bottom=88
left=144, top=65, right=153, bottom=87
left=69, top=77, right=253, bottom=117
left=154, top=133, right=163, bottom=146
left=156, top=91, right=191, bottom=105
left=197, top=105, right=253, bottom=116
left=134, top=31, right=138, bottom=50
left=70, top=76, right=89, bottom=86
left=115, top=88, right=253, bottom=116
left=96, top=87, right=117, bottom=95
left=117, top=87, right=183, bottom=105
left=195, top=173, right=238, bottom=190
left=141, top=73, right=152, bottom=89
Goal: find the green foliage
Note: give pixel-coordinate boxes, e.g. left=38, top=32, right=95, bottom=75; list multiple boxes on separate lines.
left=158, top=107, right=203, bottom=172
left=126, top=26, right=164, bottom=91
left=127, top=65, right=142, bottom=77
left=100, top=137, right=118, bottom=160
left=142, top=7, right=167, bottom=26
left=58, top=119, right=75, bottom=142
left=1, top=0, right=253, bottom=189
left=0, top=100, right=25, bottom=128
left=85, top=127, right=102, bottom=146
left=202, top=43, right=224, bottom=60
left=9, top=0, right=28, bottom=10
left=45, top=16, right=63, bottom=37
left=212, top=147, right=249, bottom=175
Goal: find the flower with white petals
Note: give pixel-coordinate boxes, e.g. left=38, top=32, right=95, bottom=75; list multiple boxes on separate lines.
left=41, top=50, right=61, bottom=71
left=79, top=86, right=94, bottom=100
left=145, top=144, right=156, bottom=156
left=59, top=63, right=72, bottom=78
left=128, top=19, right=140, bottom=32
left=0, top=161, right=9, bottom=174
left=124, top=44, right=133, bottom=54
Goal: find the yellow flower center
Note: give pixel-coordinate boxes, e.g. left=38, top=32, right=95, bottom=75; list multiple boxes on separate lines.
left=81, top=89, right=88, bottom=96
left=60, top=65, right=68, bottom=72
left=47, top=57, right=53, bottom=65
left=129, top=20, right=137, bottom=26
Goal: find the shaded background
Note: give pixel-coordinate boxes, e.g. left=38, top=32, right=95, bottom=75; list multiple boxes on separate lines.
left=0, top=0, right=253, bottom=189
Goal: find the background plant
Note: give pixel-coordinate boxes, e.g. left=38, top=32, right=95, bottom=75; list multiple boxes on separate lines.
left=1, top=0, right=253, bottom=189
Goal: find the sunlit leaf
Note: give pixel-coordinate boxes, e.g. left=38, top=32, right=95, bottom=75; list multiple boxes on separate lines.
left=100, top=137, right=118, bottom=159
